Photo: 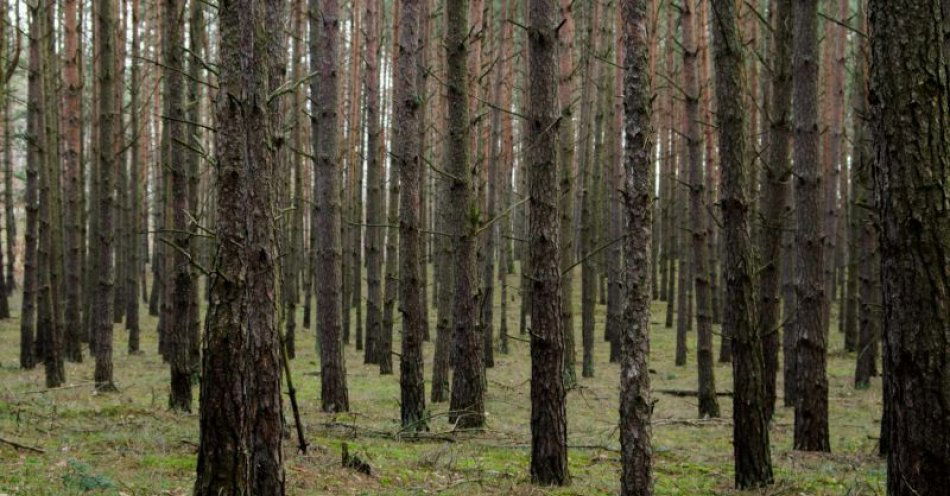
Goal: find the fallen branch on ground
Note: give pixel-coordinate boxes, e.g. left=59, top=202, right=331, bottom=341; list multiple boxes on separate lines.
left=655, top=388, right=733, bottom=397
left=0, top=436, right=45, bottom=453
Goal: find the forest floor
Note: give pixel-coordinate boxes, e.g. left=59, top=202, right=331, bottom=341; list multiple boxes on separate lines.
left=0, top=266, right=885, bottom=495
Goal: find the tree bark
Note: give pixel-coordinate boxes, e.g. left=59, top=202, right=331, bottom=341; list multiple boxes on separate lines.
left=20, top=5, right=42, bottom=371
left=194, top=0, right=286, bottom=493
left=446, top=0, right=485, bottom=429
left=791, top=0, right=830, bottom=452
left=36, top=0, right=65, bottom=389
left=2, top=73, right=14, bottom=297
left=682, top=0, right=719, bottom=418
left=165, top=0, right=194, bottom=412
left=91, top=0, right=118, bottom=392
left=312, top=0, right=350, bottom=414
left=394, top=0, right=426, bottom=431
left=363, top=0, right=384, bottom=365
left=526, top=0, right=569, bottom=485
left=126, top=0, right=142, bottom=354
left=709, top=0, right=774, bottom=486
left=868, top=1, right=950, bottom=493
left=758, top=0, right=792, bottom=421
left=556, top=0, right=577, bottom=386
left=619, top=0, right=654, bottom=493
left=63, top=0, right=84, bottom=362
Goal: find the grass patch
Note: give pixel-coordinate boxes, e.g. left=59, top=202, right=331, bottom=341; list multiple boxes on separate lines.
left=0, top=265, right=885, bottom=494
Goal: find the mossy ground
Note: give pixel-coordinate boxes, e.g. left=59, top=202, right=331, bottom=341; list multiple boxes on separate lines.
left=0, top=266, right=884, bottom=495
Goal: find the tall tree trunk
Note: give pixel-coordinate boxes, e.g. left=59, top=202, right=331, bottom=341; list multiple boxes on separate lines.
left=364, top=0, right=384, bottom=365
left=431, top=0, right=453, bottom=402
left=194, top=0, right=286, bottom=492
left=480, top=0, right=504, bottom=370
left=781, top=173, right=797, bottom=407
left=662, top=0, right=677, bottom=330
left=165, top=0, right=194, bottom=412
left=63, top=0, right=84, bottom=361
left=446, top=0, right=485, bottom=429
left=868, top=1, right=950, bottom=493
left=2, top=96, right=13, bottom=299
left=575, top=0, right=599, bottom=382
left=619, top=0, right=654, bottom=492
left=710, top=0, right=774, bottom=486
left=674, top=113, right=691, bottom=367
left=20, top=4, right=41, bottom=370
left=113, top=2, right=128, bottom=327
left=93, top=0, right=118, bottom=392
left=604, top=11, right=624, bottom=364
left=791, top=0, right=830, bottom=452
left=286, top=0, right=308, bottom=359
left=185, top=0, right=205, bottom=372
left=526, top=0, right=568, bottom=485
left=380, top=103, right=400, bottom=375
left=37, top=0, right=65, bottom=389
left=682, top=0, right=719, bottom=418
left=346, top=0, right=363, bottom=352
left=312, top=0, right=350, bottom=413
left=395, top=0, right=426, bottom=430
left=820, top=0, right=845, bottom=337
left=126, top=0, right=142, bottom=354
left=758, top=0, right=792, bottom=421
left=2, top=44, right=14, bottom=297
left=556, top=0, right=577, bottom=387
left=850, top=1, right=876, bottom=389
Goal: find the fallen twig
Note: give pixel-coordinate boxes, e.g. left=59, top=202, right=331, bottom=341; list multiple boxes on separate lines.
left=0, top=436, right=45, bottom=453
left=655, top=388, right=733, bottom=397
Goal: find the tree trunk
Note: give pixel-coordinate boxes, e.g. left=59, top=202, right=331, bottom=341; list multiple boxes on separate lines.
left=35, top=0, right=65, bottom=389
left=364, top=0, right=384, bottom=365
left=446, top=0, right=485, bottom=429
left=91, top=0, right=117, bottom=392
left=868, top=1, right=950, bottom=493
left=394, top=0, right=426, bottom=430
left=194, top=0, right=286, bottom=492
left=431, top=1, right=454, bottom=401
left=791, top=0, right=830, bottom=452
left=165, top=0, right=194, bottom=412
left=605, top=11, right=624, bottom=364
left=3, top=78, right=14, bottom=297
left=63, top=0, right=84, bottom=362
left=848, top=0, right=874, bottom=389
left=526, top=0, right=568, bottom=485
left=20, top=5, right=41, bottom=370
left=574, top=0, right=599, bottom=383
left=345, top=0, right=363, bottom=352
left=380, top=117, right=400, bottom=375
left=312, top=0, right=350, bottom=413
left=126, top=0, right=142, bottom=354
left=619, top=0, right=654, bottom=493
left=556, top=0, right=577, bottom=386
left=682, top=0, right=719, bottom=418
left=674, top=112, right=691, bottom=367
left=758, top=0, right=792, bottom=421
left=710, top=0, right=774, bottom=486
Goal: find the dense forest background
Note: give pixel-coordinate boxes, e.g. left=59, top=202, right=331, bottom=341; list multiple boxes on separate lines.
left=0, top=0, right=946, bottom=494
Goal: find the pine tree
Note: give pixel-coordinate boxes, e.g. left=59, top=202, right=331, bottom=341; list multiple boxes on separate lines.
left=394, top=0, right=426, bottom=431
left=868, top=0, right=950, bottom=492
left=709, top=0, right=774, bottom=486
left=619, top=0, right=654, bottom=492
left=446, top=0, right=485, bottom=429
left=194, top=0, right=287, bottom=492
left=526, top=0, right=568, bottom=485
left=791, top=0, right=830, bottom=452
left=312, top=0, right=350, bottom=413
